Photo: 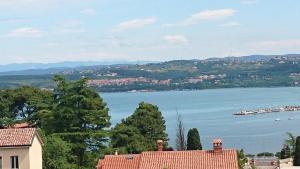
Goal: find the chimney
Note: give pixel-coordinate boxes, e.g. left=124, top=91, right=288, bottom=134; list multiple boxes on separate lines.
left=212, top=139, right=222, bottom=154
left=157, top=140, right=164, bottom=151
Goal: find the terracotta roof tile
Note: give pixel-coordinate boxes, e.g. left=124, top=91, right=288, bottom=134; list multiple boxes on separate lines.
left=0, top=128, right=36, bottom=147
left=97, top=154, right=140, bottom=169
left=140, top=150, right=238, bottom=169
left=98, top=149, right=238, bottom=169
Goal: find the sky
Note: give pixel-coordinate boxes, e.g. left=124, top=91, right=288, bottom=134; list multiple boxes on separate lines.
left=0, top=0, right=300, bottom=64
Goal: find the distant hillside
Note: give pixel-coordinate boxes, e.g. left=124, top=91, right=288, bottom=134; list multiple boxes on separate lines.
left=207, top=54, right=300, bottom=62
left=1, top=54, right=300, bottom=92
left=1, top=54, right=299, bottom=75
left=0, top=61, right=154, bottom=75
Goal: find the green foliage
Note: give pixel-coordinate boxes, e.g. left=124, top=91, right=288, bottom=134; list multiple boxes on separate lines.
left=285, top=132, right=296, bottom=154
left=0, top=76, right=112, bottom=168
left=293, top=136, right=300, bottom=166
left=237, top=149, right=248, bottom=169
left=39, top=75, right=111, bottom=168
left=111, top=102, right=168, bottom=154
left=0, top=86, right=52, bottom=128
left=280, top=145, right=292, bottom=159
left=43, top=135, right=76, bottom=169
left=186, top=128, right=202, bottom=150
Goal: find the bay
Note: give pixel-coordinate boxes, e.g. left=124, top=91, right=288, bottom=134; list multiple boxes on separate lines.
left=101, top=87, right=300, bottom=154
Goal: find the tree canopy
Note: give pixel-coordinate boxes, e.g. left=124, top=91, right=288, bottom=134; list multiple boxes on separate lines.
left=39, top=75, right=111, bottom=168
left=0, top=75, right=111, bottom=169
left=111, top=102, right=168, bottom=154
left=0, top=86, right=52, bottom=128
left=186, top=128, right=202, bottom=150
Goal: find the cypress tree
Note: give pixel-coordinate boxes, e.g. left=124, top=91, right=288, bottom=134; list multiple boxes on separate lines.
left=186, top=128, right=202, bottom=150
left=294, top=136, right=300, bottom=166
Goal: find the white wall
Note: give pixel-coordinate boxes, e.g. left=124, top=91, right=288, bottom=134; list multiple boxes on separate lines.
left=29, top=135, right=43, bottom=169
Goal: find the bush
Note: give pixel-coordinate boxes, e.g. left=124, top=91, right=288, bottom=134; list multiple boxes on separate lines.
left=293, top=136, right=300, bottom=166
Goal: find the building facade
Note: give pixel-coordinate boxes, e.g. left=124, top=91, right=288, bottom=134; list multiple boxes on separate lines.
left=0, top=128, right=43, bottom=169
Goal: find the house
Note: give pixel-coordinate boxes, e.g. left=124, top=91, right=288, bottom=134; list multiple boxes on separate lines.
left=97, top=139, right=239, bottom=169
left=0, top=128, right=43, bottom=169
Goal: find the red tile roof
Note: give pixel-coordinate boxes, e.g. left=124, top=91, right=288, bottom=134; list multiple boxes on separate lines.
left=0, top=128, right=37, bottom=147
left=97, top=149, right=239, bottom=169
left=11, top=122, right=31, bottom=128
left=98, top=154, right=141, bottom=169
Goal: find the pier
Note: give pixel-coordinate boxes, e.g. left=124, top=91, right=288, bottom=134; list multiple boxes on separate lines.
left=233, top=105, right=300, bottom=115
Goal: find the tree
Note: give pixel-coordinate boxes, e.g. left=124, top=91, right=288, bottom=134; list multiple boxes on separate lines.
left=294, top=136, right=300, bottom=166
left=175, top=112, right=186, bottom=150
left=280, top=145, right=292, bottom=159
left=237, top=149, right=248, bottom=169
left=43, top=135, right=76, bottom=169
left=285, top=132, right=296, bottom=154
left=0, top=86, right=52, bottom=127
left=0, top=90, right=14, bottom=128
left=39, top=75, right=111, bottom=168
left=111, top=124, right=148, bottom=154
left=111, top=102, right=168, bottom=153
left=186, top=128, right=202, bottom=150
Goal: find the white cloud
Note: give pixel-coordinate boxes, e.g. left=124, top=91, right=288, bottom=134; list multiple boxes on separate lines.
left=183, top=9, right=236, bottom=26
left=163, top=35, right=189, bottom=44
left=164, top=9, right=237, bottom=27
left=220, top=21, right=241, bottom=27
left=116, top=17, right=157, bottom=31
left=5, top=27, right=44, bottom=38
left=80, top=8, right=97, bottom=15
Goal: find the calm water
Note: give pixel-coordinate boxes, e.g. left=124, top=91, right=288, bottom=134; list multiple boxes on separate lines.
left=101, top=87, right=300, bottom=154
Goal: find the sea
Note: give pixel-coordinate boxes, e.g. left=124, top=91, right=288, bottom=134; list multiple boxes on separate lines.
left=101, top=87, right=300, bottom=154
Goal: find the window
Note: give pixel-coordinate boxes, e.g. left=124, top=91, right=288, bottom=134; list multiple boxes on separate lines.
left=10, top=156, right=19, bottom=169
left=0, top=156, right=2, bottom=169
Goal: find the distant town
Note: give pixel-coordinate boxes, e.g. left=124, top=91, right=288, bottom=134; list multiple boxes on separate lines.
left=0, top=54, right=300, bottom=93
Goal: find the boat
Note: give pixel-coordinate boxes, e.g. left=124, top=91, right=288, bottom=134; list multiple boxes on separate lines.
left=275, top=118, right=281, bottom=121
left=288, top=117, right=295, bottom=120
left=234, top=110, right=255, bottom=115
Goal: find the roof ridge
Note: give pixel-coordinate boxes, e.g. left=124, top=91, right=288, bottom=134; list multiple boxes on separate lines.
left=141, top=149, right=236, bottom=154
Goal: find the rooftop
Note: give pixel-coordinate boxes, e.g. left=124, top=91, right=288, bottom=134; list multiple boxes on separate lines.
left=0, top=128, right=37, bottom=147
left=97, top=139, right=239, bottom=169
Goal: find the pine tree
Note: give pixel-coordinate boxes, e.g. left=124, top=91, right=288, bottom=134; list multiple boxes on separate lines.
left=186, top=128, right=202, bottom=150
left=294, top=136, right=300, bottom=166
left=111, top=102, right=168, bottom=153
left=40, top=75, right=111, bottom=168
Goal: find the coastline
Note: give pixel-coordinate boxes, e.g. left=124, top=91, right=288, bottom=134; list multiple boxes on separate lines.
left=98, top=86, right=300, bottom=94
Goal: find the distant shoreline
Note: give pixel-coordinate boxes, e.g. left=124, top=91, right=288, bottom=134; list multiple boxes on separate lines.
left=98, top=86, right=300, bottom=94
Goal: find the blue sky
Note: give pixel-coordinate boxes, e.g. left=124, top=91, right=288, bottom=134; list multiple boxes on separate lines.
left=0, top=0, right=299, bottom=64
